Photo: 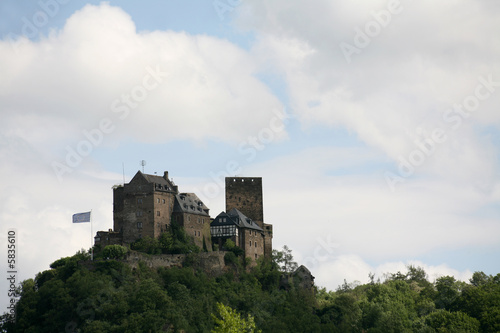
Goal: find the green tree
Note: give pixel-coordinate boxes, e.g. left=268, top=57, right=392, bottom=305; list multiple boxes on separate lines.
left=130, top=236, right=161, bottom=254
left=211, top=302, right=261, bottom=333
left=160, top=223, right=200, bottom=254
left=435, top=276, right=463, bottom=310
left=101, top=244, right=128, bottom=259
left=424, top=309, right=480, bottom=332
left=469, top=271, right=490, bottom=287
left=224, top=239, right=244, bottom=257
left=272, top=245, right=298, bottom=273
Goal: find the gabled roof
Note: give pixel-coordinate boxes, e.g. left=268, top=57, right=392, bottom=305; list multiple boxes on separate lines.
left=212, top=208, right=263, bottom=231
left=173, top=193, right=210, bottom=216
left=129, top=171, right=177, bottom=192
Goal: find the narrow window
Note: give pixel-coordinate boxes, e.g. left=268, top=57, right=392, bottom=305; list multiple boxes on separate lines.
left=157, top=211, right=160, bottom=216
left=157, top=198, right=160, bottom=203
left=137, top=198, right=143, bottom=204
left=163, top=199, right=165, bottom=204
left=137, top=222, right=143, bottom=229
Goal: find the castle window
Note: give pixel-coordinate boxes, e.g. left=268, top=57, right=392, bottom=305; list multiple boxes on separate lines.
left=202, top=218, right=205, bottom=224
left=137, top=222, right=143, bottom=229
left=163, top=199, right=165, bottom=204
left=137, top=198, right=143, bottom=204
left=194, top=230, right=197, bottom=236
left=136, top=211, right=143, bottom=217
left=157, top=198, right=160, bottom=203
left=255, top=241, right=257, bottom=247
left=249, top=241, right=252, bottom=246
left=157, top=211, right=160, bottom=216
left=188, top=216, right=191, bottom=222
left=255, top=254, right=258, bottom=259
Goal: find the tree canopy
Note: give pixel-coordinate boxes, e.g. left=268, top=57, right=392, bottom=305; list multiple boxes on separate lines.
left=1, top=247, right=499, bottom=332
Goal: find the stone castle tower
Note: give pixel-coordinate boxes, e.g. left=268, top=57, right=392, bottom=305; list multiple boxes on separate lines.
left=96, top=170, right=211, bottom=250
left=225, top=177, right=273, bottom=258
left=95, top=172, right=271, bottom=262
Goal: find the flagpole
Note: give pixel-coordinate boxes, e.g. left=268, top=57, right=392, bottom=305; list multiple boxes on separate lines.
left=90, top=209, right=93, bottom=261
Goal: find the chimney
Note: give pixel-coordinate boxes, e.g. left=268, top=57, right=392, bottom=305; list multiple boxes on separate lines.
left=163, top=171, right=169, bottom=180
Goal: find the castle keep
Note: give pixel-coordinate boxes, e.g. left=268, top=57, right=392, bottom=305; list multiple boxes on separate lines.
left=95, top=171, right=273, bottom=261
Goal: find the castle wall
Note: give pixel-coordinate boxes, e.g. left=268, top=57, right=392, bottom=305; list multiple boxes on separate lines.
left=153, top=191, right=176, bottom=237
left=172, top=212, right=212, bottom=251
left=94, top=230, right=123, bottom=248
left=123, top=251, right=225, bottom=276
left=263, top=223, right=273, bottom=258
left=241, top=228, right=265, bottom=263
left=115, top=174, right=177, bottom=244
left=225, top=177, right=272, bottom=259
left=225, top=177, right=264, bottom=228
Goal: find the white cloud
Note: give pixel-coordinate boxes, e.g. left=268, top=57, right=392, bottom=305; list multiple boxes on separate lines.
left=0, top=3, right=286, bottom=158
left=236, top=0, right=500, bottom=185
left=239, top=146, right=500, bottom=278
left=1, top=1, right=499, bottom=312
left=312, top=255, right=474, bottom=291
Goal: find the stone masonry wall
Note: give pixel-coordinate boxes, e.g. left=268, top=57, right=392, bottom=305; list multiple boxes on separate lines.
left=225, top=177, right=264, bottom=227
left=123, top=251, right=226, bottom=276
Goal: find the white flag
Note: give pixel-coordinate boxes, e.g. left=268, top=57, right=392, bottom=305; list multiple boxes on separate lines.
left=72, top=211, right=91, bottom=223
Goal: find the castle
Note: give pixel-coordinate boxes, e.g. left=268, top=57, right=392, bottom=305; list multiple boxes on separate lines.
left=94, top=170, right=273, bottom=261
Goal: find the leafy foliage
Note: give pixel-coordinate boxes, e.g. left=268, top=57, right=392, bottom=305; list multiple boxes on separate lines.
left=130, top=223, right=200, bottom=255
left=100, top=244, right=128, bottom=259
left=272, top=245, right=298, bottom=273
left=211, top=302, right=261, bottom=333
left=2, top=248, right=500, bottom=333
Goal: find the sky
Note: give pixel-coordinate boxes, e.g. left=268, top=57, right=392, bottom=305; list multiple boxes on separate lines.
left=1, top=0, right=500, bottom=312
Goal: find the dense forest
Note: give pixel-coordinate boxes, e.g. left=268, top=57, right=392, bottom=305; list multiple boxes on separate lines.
left=1, top=242, right=499, bottom=332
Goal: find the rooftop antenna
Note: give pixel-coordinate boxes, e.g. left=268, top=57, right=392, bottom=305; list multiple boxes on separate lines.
left=140, top=160, right=146, bottom=173
left=122, top=162, right=126, bottom=184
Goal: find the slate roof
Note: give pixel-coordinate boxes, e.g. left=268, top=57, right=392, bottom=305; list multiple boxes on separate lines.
left=212, top=208, right=263, bottom=231
left=135, top=171, right=177, bottom=192
left=173, top=193, right=210, bottom=216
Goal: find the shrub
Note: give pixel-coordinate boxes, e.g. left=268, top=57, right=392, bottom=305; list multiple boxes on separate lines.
left=101, top=244, right=128, bottom=259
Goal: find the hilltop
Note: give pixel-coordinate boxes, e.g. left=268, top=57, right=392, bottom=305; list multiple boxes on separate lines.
left=1, top=245, right=500, bottom=332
